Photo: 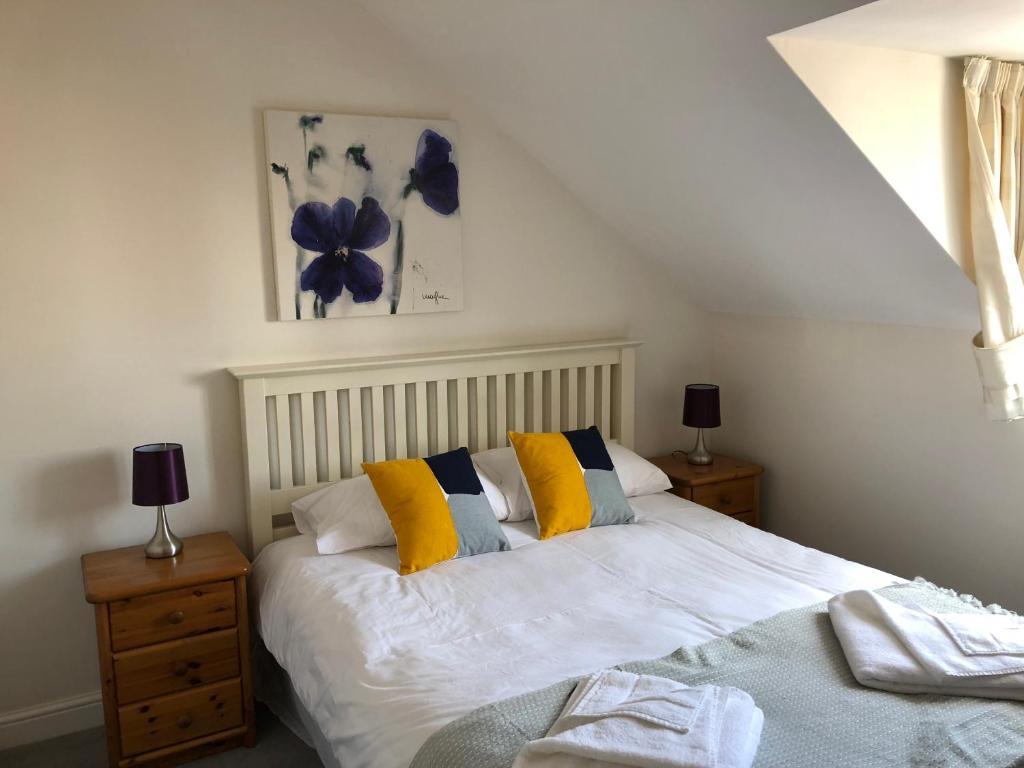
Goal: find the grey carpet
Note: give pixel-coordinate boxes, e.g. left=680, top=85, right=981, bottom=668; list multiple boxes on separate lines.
left=0, top=704, right=322, bottom=768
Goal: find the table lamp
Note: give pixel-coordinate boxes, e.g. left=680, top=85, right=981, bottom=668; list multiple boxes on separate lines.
left=682, top=384, right=720, bottom=466
left=133, top=443, right=189, bottom=558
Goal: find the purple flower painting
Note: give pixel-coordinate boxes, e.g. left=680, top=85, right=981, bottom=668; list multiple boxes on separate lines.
left=406, top=129, right=459, bottom=215
left=387, top=129, right=460, bottom=313
left=265, top=110, right=463, bottom=320
left=292, top=196, right=390, bottom=315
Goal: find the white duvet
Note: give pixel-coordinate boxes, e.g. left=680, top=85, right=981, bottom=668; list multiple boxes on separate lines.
left=251, top=492, right=900, bottom=768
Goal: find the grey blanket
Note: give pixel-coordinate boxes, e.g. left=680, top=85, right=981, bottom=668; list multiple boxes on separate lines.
left=410, top=583, right=1024, bottom=768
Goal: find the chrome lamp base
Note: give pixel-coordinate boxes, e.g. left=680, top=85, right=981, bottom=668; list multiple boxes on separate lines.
left=145, top=505, right=183, bottom=559
left=687, top=427, right=714, bottom=466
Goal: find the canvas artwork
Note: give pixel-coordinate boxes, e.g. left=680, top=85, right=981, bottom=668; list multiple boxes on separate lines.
left=264, top=110, right=463, bottom=320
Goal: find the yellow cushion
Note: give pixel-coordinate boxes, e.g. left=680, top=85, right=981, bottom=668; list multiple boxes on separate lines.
left=363, top=459, right=458, bottom=575
left=508, top=431, right=591, bottom=539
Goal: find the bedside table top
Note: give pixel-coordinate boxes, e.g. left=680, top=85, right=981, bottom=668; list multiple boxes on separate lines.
left=82, top=531, right=249, bottom=604
left=649, top=453, right=763, bottom=488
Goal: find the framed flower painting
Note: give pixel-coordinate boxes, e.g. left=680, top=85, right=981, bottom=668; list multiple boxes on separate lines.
left=263, top=110, right=463, bottom=320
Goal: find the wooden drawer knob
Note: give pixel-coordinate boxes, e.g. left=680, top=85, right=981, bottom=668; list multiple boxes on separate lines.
left=173, top=662, right=188, bottom=677
left=721, top=496, right=732, bottom=504
left=177, top=714, right=193, bottom=729
left=168, top=611, right=185, bottom=625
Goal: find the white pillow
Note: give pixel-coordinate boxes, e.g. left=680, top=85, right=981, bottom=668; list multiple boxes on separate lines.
left=290, top=465, right=511, bottom=554
left=296, top=474, right=396, bottom=554
left=473, top=440, right=672, bottom=522
left=605, top=441, right=673, bottom=496
left=480, top=469, right=513, bottom=521
left=290, top=484, right=329, bottom=535
left=473, top=447, right=535, bottom=521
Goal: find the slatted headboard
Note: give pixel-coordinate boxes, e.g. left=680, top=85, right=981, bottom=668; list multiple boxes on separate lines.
left=229, top=339, right=640, bottom=556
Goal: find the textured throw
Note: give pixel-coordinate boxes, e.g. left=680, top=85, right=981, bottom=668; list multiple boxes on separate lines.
left=410, top=582, right=1024, bottom=768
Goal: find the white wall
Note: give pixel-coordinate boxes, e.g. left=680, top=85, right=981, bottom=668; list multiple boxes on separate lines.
left=770, top=36, right=970, bottom=277
left=358, top=0, right=980, bottom=329
left=711, top=312, right=1024, bottom=612
left=0, top=0, right=708, bottom=739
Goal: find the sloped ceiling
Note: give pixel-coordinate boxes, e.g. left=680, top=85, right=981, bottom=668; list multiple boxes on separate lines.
left=769, top=37, right=970, bottom=278
left=356, top=0, right=979, bottom=328
left=782, top=0, right=1024, bottom=59
left=772, top=0, right=1024, bottom=285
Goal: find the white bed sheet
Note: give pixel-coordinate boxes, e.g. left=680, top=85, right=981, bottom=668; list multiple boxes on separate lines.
left=251, top=492, right=901, bottom=768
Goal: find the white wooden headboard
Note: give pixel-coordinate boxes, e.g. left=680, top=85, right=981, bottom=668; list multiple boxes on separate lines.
left=229, top=339, right=640, bottom=556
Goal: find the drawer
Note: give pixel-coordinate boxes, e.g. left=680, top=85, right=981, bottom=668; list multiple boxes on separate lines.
left=692, top=478, right=755, bottom=516
left=729, top=510, right=757, bottom=527
left=114, top=628, right=239, bottom=704
left=119, top=678, right=242, bottom=757
left=110, top=580, right=236, bottom=652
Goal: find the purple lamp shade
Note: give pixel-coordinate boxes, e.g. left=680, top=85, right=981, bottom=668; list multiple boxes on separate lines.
left=682, top=384, right=721, bottom=429
left=132, top=443, right=189, bottom=507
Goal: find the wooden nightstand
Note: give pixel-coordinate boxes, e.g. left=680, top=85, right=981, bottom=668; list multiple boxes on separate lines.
left=649, top=454, right=764, bottom=528
left=82, top=532, right=255, bottom=767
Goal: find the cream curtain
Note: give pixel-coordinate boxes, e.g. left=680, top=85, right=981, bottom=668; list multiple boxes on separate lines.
left=964, top=57, right=1024, bottom=421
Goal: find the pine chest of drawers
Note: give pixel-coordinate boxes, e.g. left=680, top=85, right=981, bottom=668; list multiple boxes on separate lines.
left=649, top=454, right=764, bottom=528
left=82, top=532, right=255, bottom=767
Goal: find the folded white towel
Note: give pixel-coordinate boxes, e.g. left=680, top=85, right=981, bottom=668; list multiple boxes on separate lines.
left=829, top=590, right=1024, bottom=700
left=928, top=609, right=1024, bottom=656
left=512, top=669, right=763, bottom=768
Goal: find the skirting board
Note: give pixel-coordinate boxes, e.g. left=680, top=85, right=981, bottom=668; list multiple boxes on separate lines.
left=0, top=690, right=103, bottom=751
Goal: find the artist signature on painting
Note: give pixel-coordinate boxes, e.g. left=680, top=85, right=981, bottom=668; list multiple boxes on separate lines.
left=422, top=291, right=450, bottom=305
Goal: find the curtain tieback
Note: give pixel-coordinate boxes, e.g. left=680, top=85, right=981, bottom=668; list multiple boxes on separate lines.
left=972, top=332, right=1024, bottom=421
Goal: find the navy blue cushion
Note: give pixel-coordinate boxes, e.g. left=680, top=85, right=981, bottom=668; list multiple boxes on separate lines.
left=424, top=447, right=485, bottom=495
left=562, top=426, right=615, bottom=471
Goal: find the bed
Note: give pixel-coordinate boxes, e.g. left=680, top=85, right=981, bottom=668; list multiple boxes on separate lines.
left=229, top=340, right=901, bottom=768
